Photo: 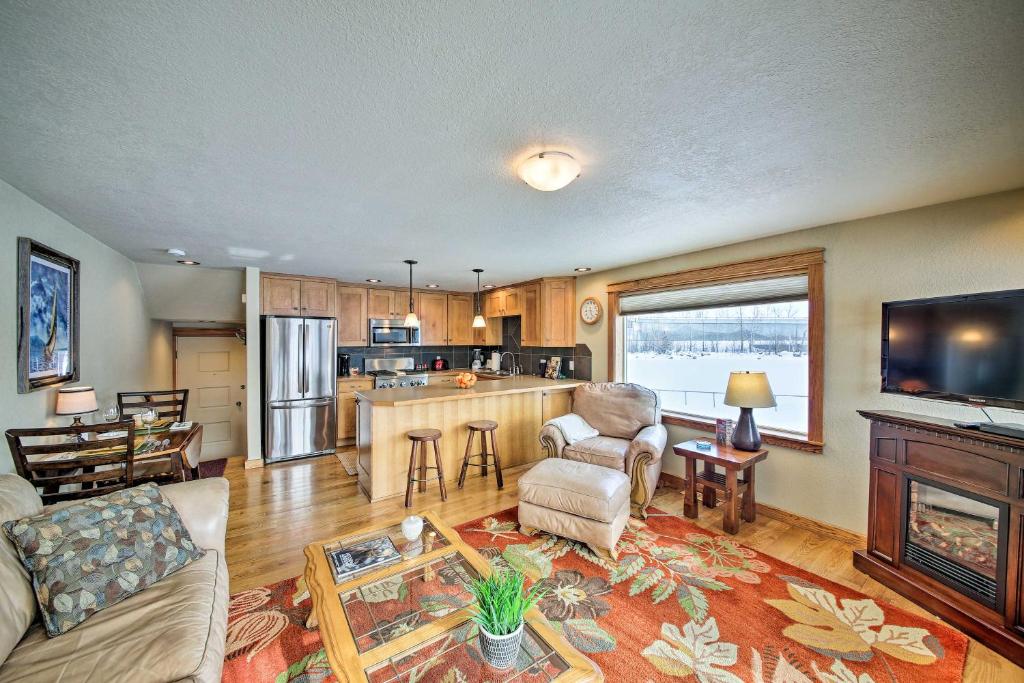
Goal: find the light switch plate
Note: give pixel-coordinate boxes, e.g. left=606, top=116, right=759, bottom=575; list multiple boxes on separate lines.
left=569, top=360, right=575, bottom=371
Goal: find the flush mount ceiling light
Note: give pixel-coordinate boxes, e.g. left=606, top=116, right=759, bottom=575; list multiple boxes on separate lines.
left=425, top=284, right=440, bottom=289
left=177, top=260, right=200, bottom=265
left=472, top=268, right=486, bottom=328
left=517, top=151, right=580, bottom=191
left=482, top=284, right=495, bottom=289
left=403, top=259, right=419, bottom=328
left=574, top=267, right=592, bottom=272
left=366, top=278, right=381, bottom=283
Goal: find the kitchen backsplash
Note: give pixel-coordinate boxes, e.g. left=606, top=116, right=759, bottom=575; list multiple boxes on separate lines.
left=336, top=316, right=592, bottom=380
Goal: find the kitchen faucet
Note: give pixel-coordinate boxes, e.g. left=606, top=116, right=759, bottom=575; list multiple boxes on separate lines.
left=499, top=351, right=519, bottom=375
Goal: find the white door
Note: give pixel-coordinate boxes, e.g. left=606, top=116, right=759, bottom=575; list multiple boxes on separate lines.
left=176, top=336, right=247, bottom=460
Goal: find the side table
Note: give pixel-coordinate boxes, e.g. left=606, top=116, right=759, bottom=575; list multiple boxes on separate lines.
left=672, top=439, right=768, bottom=534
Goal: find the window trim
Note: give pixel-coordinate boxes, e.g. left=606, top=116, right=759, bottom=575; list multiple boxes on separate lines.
left=607, top=248, right=825, bottom=453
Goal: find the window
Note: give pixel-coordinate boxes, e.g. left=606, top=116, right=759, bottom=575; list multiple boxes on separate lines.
left=608, top=250, right=824, bottom=451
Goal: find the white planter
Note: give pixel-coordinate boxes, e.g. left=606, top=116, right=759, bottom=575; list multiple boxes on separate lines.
left=478, top=621, right=524, bottom=670
left=400, top=515, right=424, bottom=541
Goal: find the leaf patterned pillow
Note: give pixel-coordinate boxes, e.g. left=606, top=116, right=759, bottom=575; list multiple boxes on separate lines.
left=2, top=482, right=205, bottom=636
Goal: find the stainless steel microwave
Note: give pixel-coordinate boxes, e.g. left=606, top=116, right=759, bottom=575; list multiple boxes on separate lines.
left=368, top=318, right=422, bottom=347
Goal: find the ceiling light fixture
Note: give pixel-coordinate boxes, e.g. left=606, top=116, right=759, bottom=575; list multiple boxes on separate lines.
left=517, top=151, right=580, bottom=191
left=426, top=284, right=440, bottom=289
left=366, top=278, right=381, bottom=283
left=403, top=260, right=420, bottom=328
left=177, top=260, right=200, bottom=265
left=574, top=267, right=592, bottom=272
left=472, top=269, right=486, bottom=328
left=482, top=284, right=495, bottom=290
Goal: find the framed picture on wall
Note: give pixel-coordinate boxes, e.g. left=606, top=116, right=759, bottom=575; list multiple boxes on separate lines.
left=17, top=237, right=80, bottom=393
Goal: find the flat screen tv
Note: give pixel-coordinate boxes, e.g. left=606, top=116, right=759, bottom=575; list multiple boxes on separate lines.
left=882, top=289, right=1024, bottom=410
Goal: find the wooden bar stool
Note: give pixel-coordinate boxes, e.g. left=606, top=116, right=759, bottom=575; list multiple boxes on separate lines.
left=458, top=420, right=503, bottom=490
left=405, top=429, right=447, bottom=507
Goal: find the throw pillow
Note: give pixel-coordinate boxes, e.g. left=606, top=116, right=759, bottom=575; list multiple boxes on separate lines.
left=2, top=482, right=205, bottom=636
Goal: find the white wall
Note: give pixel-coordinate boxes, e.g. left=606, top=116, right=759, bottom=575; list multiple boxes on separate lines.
left=0, top=180, right=170, bottom=473
left=138, top=264, right=244, bottom=322
left=244, top=266, right=262, bottom=463
left=576, top=188, right=1024, bottom=534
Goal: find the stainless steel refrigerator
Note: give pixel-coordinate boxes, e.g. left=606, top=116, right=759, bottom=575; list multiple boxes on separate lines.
left=262, top=316, right=337, bottom=463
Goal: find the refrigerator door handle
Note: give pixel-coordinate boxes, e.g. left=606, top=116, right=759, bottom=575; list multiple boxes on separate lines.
left=302, top=322, right=310, bottom=395
left=269, top=398, right=333, bottom=409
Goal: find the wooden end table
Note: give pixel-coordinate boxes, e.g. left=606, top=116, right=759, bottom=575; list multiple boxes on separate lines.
left=303, top=510, right=601, bottom=682
left=672, top=439, right=768, bottom=534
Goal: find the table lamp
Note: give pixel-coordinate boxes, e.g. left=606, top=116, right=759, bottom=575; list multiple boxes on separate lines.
left=56, top=386, right=98, bottom=439
left=723, top=372, right=776, bottom=451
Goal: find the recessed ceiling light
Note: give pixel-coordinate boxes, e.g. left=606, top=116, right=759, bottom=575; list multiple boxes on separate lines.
left=574, top=267, right=592, bottom=272
left=482, top=284, right=495, bottom=289
left=425, top=284, right=440, bottom=289
left=366, top=278, right=381, bottom=283
left=166, top=248, right=186, bottom=257
left=517, top=151, right=581, bottom=191
left=177, top=260, right=200, bottom=266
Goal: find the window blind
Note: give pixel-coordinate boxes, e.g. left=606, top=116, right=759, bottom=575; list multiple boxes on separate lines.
left=619, top=274, right=808, bottom=315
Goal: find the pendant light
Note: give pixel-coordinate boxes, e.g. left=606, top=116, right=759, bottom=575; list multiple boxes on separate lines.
left=472, top=268, right=486, bottom=328
left=403, top=259, right=419, bottom=328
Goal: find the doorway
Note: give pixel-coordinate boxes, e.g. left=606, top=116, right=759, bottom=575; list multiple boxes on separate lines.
left=174, top=332, right=247, bottom=460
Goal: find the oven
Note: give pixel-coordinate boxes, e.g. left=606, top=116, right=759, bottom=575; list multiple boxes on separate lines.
left=368, top=319, right=422, bottom=347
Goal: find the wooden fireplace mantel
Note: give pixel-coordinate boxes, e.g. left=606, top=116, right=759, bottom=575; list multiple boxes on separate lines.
left=855, top=409, right=1024, bottom=665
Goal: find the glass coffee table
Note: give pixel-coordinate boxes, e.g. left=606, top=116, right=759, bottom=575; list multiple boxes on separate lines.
left=303, top=511, right=601, bottom=682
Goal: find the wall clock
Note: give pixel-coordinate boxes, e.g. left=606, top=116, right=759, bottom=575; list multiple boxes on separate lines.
left=580, top=297, right=603, bottom=325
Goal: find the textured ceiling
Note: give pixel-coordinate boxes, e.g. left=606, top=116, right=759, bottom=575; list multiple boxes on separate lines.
left=1, top=1, right=1022, bottom=290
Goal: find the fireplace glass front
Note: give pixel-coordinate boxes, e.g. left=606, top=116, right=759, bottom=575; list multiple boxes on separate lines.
left=903, top=478, right=1005, bottom=610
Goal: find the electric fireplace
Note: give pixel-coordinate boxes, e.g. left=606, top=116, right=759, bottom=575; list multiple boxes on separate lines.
left=902, top=476, right=1007, bottom=609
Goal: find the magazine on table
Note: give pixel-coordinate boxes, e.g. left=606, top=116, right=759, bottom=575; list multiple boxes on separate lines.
left=327, top=535, right=402, bottom=583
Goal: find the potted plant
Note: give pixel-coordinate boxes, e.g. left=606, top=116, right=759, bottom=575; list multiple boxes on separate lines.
left=468, top=570, right=544, bottom=669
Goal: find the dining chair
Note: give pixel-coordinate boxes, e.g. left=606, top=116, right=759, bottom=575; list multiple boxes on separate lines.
left=5, top=421, right=136, bottom=505
left=117, top=389, right=189, bottom=421
left=131, top=424, right=202, bottom=485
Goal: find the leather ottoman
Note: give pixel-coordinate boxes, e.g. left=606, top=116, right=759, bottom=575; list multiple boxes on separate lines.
left=517, top=458, right=631, bottom=560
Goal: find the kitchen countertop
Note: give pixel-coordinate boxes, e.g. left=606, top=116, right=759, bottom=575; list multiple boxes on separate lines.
left=355, top=375, right=583, bottom=406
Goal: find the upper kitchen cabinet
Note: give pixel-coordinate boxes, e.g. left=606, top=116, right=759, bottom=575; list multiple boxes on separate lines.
left=336, top=285, right=368, bottom=346
left=416, top=291, right=448, bottom=345
left=541, top=277, right=575, bottom=347
left=261, top=274, right=335, bottom=317
left=367, top=288, right=399, bottom=319
left=261, top=275, right=301, bottom=315
left=521, top=282, right=541, bottom=346
left=484, top=286, right=522, bottom=318
left=447, top=294, right=475, bottom=345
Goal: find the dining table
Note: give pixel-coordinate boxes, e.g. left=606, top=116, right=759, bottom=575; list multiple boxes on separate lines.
left=34, top=420, right=205, bottom=482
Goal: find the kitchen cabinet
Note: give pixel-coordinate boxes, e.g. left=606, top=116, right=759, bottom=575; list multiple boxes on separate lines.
left=300, top=278, right=335, bottom=317
left=484, top=286, right=522, bottom=318
left=541, top=277, right=575, bottom=347
left=337, top=378, right=374, bottom=443
left=367, top=288, right=399, bottom=319
left=521, top=282, right=541, bottom=346
left=262, top=274, right=335, bottom=317
left=262, top=275, right=301, bottom=315
left=447, top=294, right=475, bottom=345
left=336, top=285, right=368, bottom=346
left=416, top=291, right=448, bottom=345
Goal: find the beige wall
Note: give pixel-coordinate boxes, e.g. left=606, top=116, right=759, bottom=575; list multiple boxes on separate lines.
left=576, top=188, right=1024, bottom=534
left=138, top=264, right=244, bottom=322
left=0, top=180, right=170, bottom=473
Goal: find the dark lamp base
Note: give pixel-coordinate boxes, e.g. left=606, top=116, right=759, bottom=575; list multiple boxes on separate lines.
left=730, top=407, right=762, bottom=451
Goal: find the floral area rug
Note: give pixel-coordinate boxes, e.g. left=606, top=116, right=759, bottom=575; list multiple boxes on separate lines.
left=221, top=507, right=968, bottom=682
left=456, top=508, right=968, bottom=683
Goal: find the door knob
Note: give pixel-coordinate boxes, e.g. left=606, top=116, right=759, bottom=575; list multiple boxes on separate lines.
left=235, top=401, right=242, bottom=407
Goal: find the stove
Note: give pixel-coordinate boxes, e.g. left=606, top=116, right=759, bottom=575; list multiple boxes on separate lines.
left=365, top=357, right=429, bottom=390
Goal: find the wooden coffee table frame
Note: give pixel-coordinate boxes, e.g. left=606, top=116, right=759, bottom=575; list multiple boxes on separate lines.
left=303, top=510, right=601, bottom=682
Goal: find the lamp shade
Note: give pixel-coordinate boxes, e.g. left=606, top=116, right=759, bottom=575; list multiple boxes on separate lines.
left=472, top=314, right=486, bottom=328
left=723, top=372, right=776, bottom=408
left=403, top=311, right=420, bottom=328
left=55, top=386, right=98, bottom=415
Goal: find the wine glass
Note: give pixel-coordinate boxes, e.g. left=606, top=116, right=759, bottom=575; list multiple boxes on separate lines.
left=103, top=405, right=120, bottom=423
left=140, top=409, right=157, bottom=444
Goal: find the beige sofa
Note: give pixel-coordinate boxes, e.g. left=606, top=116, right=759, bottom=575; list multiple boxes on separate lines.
left=539, top=382, right=668, bottom=517
left=0, top=474, right=230, bottom=683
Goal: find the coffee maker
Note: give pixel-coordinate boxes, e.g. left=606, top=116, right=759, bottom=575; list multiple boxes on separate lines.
left=337, top=353, right=351, bottom=377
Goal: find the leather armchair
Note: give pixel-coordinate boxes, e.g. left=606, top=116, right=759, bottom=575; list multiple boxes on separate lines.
left=540, top=382, right=667, bottom=517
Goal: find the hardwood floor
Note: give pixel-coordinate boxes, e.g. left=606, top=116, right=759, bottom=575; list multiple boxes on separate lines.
left=222, top=452, right=1024, bottom=681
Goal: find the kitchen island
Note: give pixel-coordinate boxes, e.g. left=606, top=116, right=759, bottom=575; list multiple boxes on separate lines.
left=354, top=376, right=583, bottom=502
